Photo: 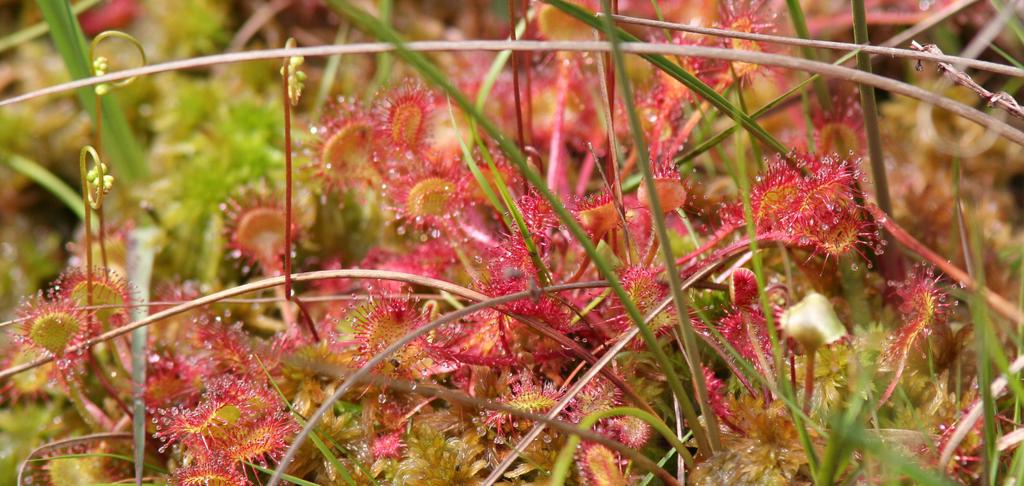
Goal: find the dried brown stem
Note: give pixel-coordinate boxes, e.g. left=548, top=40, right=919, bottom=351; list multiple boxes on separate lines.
left=608, top=12, right=1024, bottom=78
left=911, top=41, right=1024, bottom=120
left=7, top=41, right=1024, bottom=149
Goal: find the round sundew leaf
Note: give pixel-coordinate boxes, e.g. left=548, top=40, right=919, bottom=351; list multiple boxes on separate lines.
left=234, top=206, right=287, bottom=262
left=69, top=279, right=124, bottom=324
left=577, top=443, right=627, bottom=486
left=406, top=177, right=454, bottom=218
left=28, top=312, right=81, bottom=355
left=322, top=121, right=374, bottom=170
left=215, top=404, right=242, bottom=425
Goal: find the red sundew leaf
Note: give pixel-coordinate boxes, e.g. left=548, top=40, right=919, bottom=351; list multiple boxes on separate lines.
left=879, top=265, right=949, bottom=406
left=484, top=371, right=563, bottom=436
left=573, top=190, right=619, bottom=240
left=173, top=454, right=247, bottom=486
left=144, top=352, right=208, bottom=412
left=605, top=415, right=653, bottom=448
left=373, top=79, right=439, bottom=160
left=383, top=155, right=470, bottom=233
left=638, top=157, right=689, bottom=213
left=53, top=266, right=133, bottom=329
left=716, top=0, right=780, bottom=83
left=314, top=99, right=379, bottom=194
left=153, top=375, right=277, bottom=452
left=16, top=294, right=95, bottom=375
left=729, top=267, right=759, bottom=307
left=220, top=411, right=298, bottom=465
left=352, top=297, right=456, bottom=378
left=192, top=319, right=263, bottom=377
left=576, top=442, right=628, bottom=486
left=222, top=187, right=294, bottom=273
left=372, top=431, right=406, bottom=460
left=812, top=92, right=866, bottom=155
left=702, top=366, right=744, bottom=433
left=566, top=377, right=622, bottom=424
left=703, top=307, right=774, bottom=378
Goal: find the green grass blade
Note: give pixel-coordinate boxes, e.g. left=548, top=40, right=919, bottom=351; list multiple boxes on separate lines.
left=597, top=0, right=720, bottom=451
left=545, top=0, right=788, bottom=155
left=36, top=0, right=146, bottom=181
left=0, top=0, right=101, bottom=54
left=249, top=462, right=323, bottom=486
left=968, top=219, right=998, bottom=484
left=851, top=0, right=892, bottom=216
left=676, top=48, right=862, bottom=165
left=474, top=16, right=528, bottom=111
left=3, top=151, right=84, bottom=220
left=127, top=227, right=158, bottom=486
left=447, top=99, right=511, bottom=229
left=783, top=0, right=831, bottom=108
left=313, top=25, right=350, bottom=114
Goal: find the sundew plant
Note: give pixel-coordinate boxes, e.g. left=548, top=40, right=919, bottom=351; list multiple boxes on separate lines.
left=2, top=0, right=1024, bottom=484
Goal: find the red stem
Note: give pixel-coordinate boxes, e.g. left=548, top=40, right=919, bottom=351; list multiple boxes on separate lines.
left=507, top=0, right=526, bottom=151
left=546, top=60, right=570, bottom=195
left=802, top=351, right=815, bottom=415
left=282, top=54, right=320, bottom=342
left=868, top=204, right=1023, bottom=325
left=521, top=0, right=533, bottom=144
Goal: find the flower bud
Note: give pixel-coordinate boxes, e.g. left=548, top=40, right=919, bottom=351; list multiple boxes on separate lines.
left=780, top=292, right=846, bottom=351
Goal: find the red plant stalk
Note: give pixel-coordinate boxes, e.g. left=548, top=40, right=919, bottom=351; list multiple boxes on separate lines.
left=521, top=0, right=533, bottom=144
left=545, top=59, right=571, bottom=196
left=575, top=150, right=596, bottom=196
left=281, top=52, right=320, bottom=342
left=507, top=0, right=526, bottom=150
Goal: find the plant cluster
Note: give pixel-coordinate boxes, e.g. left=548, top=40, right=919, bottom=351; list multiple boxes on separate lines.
left=2, top=0, right=1024, bottom=485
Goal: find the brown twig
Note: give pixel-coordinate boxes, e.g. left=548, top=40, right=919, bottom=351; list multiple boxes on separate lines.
left=911, top=41, right=1024, bottom=120
left=608, top=12, right=1024, bottom=78
left=7, top=41, right=1024, bottom=149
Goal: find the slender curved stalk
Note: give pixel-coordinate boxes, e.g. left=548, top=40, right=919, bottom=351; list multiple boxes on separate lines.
left=37, top=0, right=145, bottom=180
left=17, top=433, right=131, bottom=485
left=5, top=41, right=1023, bottom=149
left=606, top=13, right=1024, bottom=78
left=549, top=407, right=690, bottom=486
left=0, top=270, right=591, bottom=379
left=598, top=0, right=720, bottom=452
